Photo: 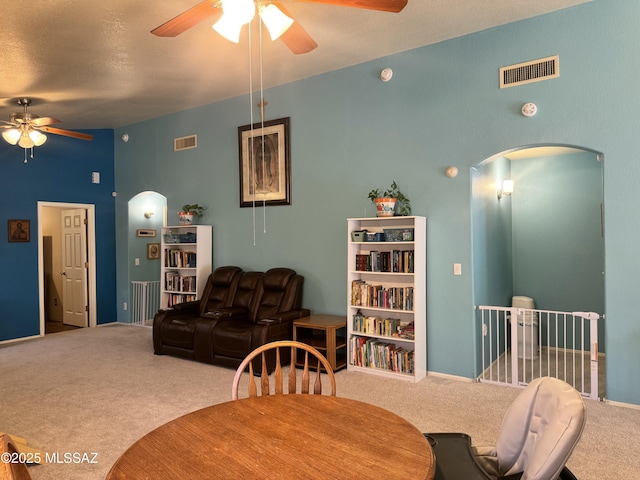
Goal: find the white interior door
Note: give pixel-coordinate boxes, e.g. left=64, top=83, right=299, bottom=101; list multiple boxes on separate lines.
left=61, top=209, right=88, bottom=327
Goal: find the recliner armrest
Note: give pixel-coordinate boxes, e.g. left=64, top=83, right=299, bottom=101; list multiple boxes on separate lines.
left=202, top=307, right=249, bottom=321
left=168, top=301, right=200, bottom=312
left=257, top=308, right=311, bottom=325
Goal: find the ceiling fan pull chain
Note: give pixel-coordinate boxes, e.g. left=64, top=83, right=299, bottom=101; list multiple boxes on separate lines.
left=259, top=15, right=267, bottom=232
left=248, top=21, right=257, bottom=247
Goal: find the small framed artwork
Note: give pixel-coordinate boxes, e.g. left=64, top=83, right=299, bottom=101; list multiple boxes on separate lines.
left=147, top=243, right=160, bottom=260
left=137, top=229, right=157, bottom=237
left=8, top=219, right=30, bottom=242
left=238, top=116, right=291, bottom=207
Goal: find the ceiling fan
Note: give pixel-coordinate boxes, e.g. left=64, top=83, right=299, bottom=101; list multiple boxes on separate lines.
left=1, top=98, right=93, bottom=162
left=151, top=0, right=408, bottom=54
left=1, top=98, right=93, bottom=147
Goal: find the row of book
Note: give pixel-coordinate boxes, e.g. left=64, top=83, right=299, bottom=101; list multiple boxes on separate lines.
left=165, top=293, right=197, bottom=307
left=164, top=272, right=197, bottom=293
left=164, top=249, right=197, bottom=268
left=352, top=314, right=415, bottom=340
left=351, top=280, right=414, bottom=311
left=350, top=335, right=415, bottom=374
left=355, top=250, right=414, bottom=273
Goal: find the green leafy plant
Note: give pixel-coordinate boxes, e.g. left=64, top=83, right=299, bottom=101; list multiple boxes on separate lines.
left=367, top=181, right=412, bottom=216
left=180, top=204, right=206, bottom=218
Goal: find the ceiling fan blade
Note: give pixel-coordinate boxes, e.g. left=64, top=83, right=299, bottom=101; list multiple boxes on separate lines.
left=39, top=126, right=93, bottom=141
left=151, top=0, right=222, bottom=37
left=293, top=0, right=407, bottom=13
left=31, top=116, right=62, bottom=127
left=274, top=3, right=318, bottom=54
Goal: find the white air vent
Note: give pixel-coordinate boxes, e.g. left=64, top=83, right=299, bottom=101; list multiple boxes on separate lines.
left=174, top=134, right=197, bottom=152
left=500, top=55, right=559, bottom=88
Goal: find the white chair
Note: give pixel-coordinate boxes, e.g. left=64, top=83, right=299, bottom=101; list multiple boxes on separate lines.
left=425, top=376, right=585, bottom=480
left=473, top=376, right=585, bottom=480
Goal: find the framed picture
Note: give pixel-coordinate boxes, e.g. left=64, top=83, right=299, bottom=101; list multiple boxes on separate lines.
left=8, top=219, right=30, bottom=242
left=238, top=116, right=291, bottom=207
left=137, top=229, right=157, bottom=237
left=147, top=243, right=160, bottom=260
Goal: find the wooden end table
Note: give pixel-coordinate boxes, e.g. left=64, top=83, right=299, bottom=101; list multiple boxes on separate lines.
left=293, top=314, right=347, bottom=371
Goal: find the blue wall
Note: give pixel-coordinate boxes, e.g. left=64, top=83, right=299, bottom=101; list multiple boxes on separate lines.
left=113, top=0, right=640, bottom=404
left=512, top=152, right=604, bottom=313
left=0, top=1, right=632, bottom=403
left=0, top=130, right=117, bottom=341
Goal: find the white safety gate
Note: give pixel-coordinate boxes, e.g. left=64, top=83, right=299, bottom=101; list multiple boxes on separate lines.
left=131, top=281, right=161, bottom=326
left=477, top=305, right=602, bottom=400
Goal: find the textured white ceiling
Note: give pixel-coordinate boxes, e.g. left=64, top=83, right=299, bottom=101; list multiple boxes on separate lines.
left=0, top=0, right=590, bottom=129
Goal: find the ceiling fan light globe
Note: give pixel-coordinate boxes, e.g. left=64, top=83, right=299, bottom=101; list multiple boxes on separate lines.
left=213, top=14, right=244, bottom=43
left=260, top=4, right=294, bottom=40
left=2, top=128, right=21, bottom=145
left=18, top=131, right=35, bottom=149
left=221, top=0, right=255, bottom=25
left=29, top=129, right=47, bottom=146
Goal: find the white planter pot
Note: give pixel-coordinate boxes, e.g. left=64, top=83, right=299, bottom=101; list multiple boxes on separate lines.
left=178, top=212, right=194, bottom=225
left=374, top=198, right=397, bottom=217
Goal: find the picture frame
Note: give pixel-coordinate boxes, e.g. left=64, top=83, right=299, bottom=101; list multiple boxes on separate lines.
left=238, top=116, right=291, bottom=207
left=8, top=219, right=30, bottom=242
left=147, top=243, right=160, bottom=260
left=137, top=229, right=157, bottom=237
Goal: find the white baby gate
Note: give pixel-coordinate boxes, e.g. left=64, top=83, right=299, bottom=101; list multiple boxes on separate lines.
left=131, top=281, right=161, bottom=326
left=477, top=305, right=602, bottom=400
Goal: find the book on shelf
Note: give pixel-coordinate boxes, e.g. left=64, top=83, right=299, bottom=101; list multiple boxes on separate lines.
left=167, top=293, right=197, bottom=307
left=349, top=335, right=414, bottom=374
left=353, top=250, right=414, bottom=273
left=164, top=249, right=197, bottom=268
left=351, top=280, right=414, bottom=310
left=352, top=312, right=415, bottom=340
left=164, top=271, right=197, bottom=292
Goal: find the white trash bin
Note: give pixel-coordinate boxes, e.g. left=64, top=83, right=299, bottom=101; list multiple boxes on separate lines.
left=512, top=296, right=539, bottom=359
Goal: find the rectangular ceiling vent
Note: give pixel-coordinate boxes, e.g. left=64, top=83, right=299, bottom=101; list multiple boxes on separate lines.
left=174, top=134, right=197, bottom=152
left=500, top=55, right=559, bottom=88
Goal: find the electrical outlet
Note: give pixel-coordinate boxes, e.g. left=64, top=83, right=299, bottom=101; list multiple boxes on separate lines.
left=135, top=258, right=140, bottom=266
left=453, top=263, right=462, bottom=276
left=123, top=302, right=127, bottom=311
left=482, top=324, right=488, bottom=336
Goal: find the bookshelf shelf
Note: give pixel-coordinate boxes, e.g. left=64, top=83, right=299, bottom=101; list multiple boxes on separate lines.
left=347, top=216, right=426, bottom=382
left=160, top=225, right=212, bottom=308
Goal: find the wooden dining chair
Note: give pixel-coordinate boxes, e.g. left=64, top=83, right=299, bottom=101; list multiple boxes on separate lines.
left=0, top=434, right=33, bottom=480
left=232, top=340, right=336, bottom=400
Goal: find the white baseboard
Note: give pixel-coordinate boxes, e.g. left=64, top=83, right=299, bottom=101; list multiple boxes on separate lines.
left=427, top=371, right=475, bottom=382
left=604, top=399, right=640, bottom=410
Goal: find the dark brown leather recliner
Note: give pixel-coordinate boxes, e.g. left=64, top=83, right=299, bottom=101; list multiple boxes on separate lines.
left=153, top=266, right=242, bottom=362
left=153, top=266, right=310, bottom=368
left=210, top=268, right=310, bottom=370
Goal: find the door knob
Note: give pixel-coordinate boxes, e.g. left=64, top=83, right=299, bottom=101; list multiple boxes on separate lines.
left=60, top=271, right=67, bottom=276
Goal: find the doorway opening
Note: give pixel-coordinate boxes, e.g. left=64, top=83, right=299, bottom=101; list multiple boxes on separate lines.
left=37, top=202, right=97, bottom=335
left=471, top=145, right=605, bottom=396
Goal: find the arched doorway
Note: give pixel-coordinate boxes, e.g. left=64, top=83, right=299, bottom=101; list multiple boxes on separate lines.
left=126, top=191, right=167, bottom=325
left=471, top=144, right=605, bottom=399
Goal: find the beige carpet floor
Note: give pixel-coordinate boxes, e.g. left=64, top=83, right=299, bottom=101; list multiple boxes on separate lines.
left=1, top=324, right=638, bottom=480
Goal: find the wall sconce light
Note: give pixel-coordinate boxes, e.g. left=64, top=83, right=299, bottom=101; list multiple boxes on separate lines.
left=497, top=179, right=514, bottom=200
left=144, top=206, right=155, bottom=218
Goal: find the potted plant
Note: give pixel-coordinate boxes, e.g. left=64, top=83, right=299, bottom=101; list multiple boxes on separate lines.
left=178, top=204, right=206, bottom=225
left=367, top=181, right=412, bottom=217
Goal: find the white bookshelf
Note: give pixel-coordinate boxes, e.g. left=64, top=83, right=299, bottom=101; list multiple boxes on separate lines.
left=160, top=225, right=212, bottom=308
left=347, top=216, right=426, bottom=382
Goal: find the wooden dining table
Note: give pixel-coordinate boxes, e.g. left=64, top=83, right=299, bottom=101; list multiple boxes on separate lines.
left=106, top=394, right=435, bottom=480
